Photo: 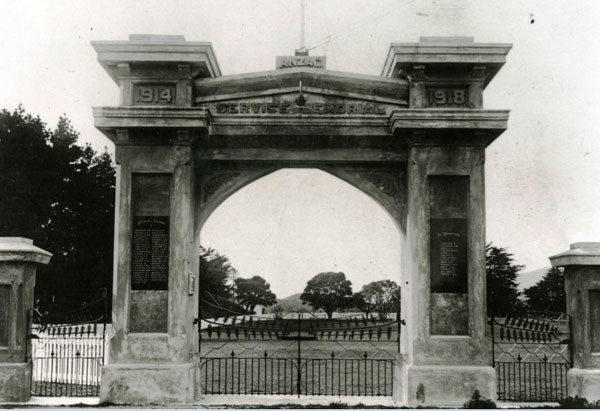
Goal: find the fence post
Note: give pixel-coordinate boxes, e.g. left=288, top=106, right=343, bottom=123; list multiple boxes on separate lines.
left=0, top=237, right=52, bottom=402
left=296, top=313, right=301, bottom=397
left=490, top=317, right=495, bottom=367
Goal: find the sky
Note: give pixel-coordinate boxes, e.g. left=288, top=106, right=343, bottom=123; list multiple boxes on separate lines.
left=1, top=0, right=600, bottom=298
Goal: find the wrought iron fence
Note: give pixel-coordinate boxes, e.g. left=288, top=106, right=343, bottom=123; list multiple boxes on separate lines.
left=199, top=351, right=394, bottom=396
left=27, top=289, right=108, bottom=397
left=198, top=292, right=400, bottom=397
left=495, top=360, right=569, bottom=402
left=490, top=312, right=572, bottom=402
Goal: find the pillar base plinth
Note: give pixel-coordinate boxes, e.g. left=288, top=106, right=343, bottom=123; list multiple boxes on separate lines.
left=0, top=362, right=31, bottom=402
left=568, top=368, right=600, bottom=402
left=405, top=364, right=496, bottom=407
left=100, top=362, right=196, bottom=404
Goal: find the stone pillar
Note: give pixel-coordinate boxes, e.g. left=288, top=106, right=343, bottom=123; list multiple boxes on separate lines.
left=91, top=35, right=219, bottom=404
left=550, top=242, right=600, bottom=401
left=384, top=36, right=511, bottom=407
left=99, top=142, right=197, bottom=404
left=399, top=144, right=494, bottom=407
left=0, top=237, right=51, bottom=402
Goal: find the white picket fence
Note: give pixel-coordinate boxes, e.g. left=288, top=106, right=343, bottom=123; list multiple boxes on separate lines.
left=30, top=324, right=109, bottom=392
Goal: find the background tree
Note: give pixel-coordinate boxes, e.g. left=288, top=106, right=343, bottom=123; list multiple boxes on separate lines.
left=486, top=243, right=525, bottom=317
left=523, top=267, right=565, bottom=313
left=359, top=280, right=401, bottom=319
left=199, top=246, right=237, bottom=300
left=234, top=275, right=277, bottom=313
left=199, top=246, right=250, bottom=317
left=352, top=291, right=372, bottom=316
left=0, top=106, right=115, bottom=315
left=270, top=303, right=284, bottom=319
left=300, top=272, right=353, bottom=319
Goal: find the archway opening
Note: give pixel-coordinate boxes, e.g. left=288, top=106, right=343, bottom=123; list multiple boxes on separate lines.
left=196, top=168, right=404, bottom=396
left=200, top=168, right=403, bottom=317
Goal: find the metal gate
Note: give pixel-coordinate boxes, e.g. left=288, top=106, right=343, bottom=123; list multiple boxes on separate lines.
left=198, top=294, right=399, bottom=397
left=27, top=289, right=108, bottom=397
left=491, top=312, right=572, bottom=402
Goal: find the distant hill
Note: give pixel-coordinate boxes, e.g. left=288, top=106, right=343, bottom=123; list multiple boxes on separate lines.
left=517, top=267, right=549, bottom=291
left=266, top=293, right=313, bottom=313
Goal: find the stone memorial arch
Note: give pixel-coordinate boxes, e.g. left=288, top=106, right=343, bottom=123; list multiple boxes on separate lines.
left=92, top=34, right=511, bottom=405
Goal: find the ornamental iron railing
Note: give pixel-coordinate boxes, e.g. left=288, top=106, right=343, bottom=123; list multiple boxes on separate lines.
left=199, top=351, right=394, bottom=396
left=491, top=312, right=572, bottom=402
left=198, top=292, right=400, bottom=397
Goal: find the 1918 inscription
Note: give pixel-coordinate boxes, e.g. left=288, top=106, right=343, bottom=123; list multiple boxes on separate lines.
left=426, top=87, right=467, bottom=107
left=131, top=216, right=169, bottom=290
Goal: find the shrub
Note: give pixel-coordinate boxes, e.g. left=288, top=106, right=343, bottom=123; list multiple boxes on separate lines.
left=557, top=396, right=590, bottom=409
left=464, top=390, right=497, bottom=409
left=327, top=401, right=349, bottom=408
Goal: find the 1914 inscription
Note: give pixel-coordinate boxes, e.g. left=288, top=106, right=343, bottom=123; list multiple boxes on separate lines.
left=133, top=84, right=175, bottom=106
left=131, top=216, right=169, bottom=290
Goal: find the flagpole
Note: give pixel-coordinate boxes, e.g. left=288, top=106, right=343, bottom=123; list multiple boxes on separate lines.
left=300, top=0, right=305, bottom=50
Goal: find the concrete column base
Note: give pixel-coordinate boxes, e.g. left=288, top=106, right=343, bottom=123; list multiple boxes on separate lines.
left=405, top=364, right=496, bottom=407
left=392, top=354, right=408, bottom=404
left=0, top=363, right=31, bottom=402
left=99, top=363, right=196, bottom=404
left=568, top=368, right=600, bottom=402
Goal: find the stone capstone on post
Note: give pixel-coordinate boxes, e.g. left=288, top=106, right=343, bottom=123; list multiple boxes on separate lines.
left=550, top=242, right=600, bottom=402
left=0, top=237, right=52, bottom=264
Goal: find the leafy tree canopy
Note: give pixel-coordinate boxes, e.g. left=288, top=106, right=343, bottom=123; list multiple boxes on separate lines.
left=486, top=243, right=525, bottom=317
left=199, top=247, right=253, bottom=318
left=356, top=279, right=400, bottom=319
left=0, top=106, right=115, bottom=315
left=523, top=267, right=565, bottom=313
left=234, top=275, right=277, bottom=313
left=300, top=272, right=353, bottom=319
left=199, top=246, right=237, bottom=300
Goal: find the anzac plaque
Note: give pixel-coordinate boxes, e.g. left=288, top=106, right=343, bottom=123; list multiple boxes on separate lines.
left=131, top=216, right=169, bottom=290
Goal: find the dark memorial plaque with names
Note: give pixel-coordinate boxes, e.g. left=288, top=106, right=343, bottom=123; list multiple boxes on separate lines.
left=131, top=216, right=169, bottom=290
left=430, top=218, right=468, bottom=293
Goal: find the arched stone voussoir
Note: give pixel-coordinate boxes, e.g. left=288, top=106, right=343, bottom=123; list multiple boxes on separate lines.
left=194, top=163, right=407, bottom=241
left=320, top=166, right=407, bottom=233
